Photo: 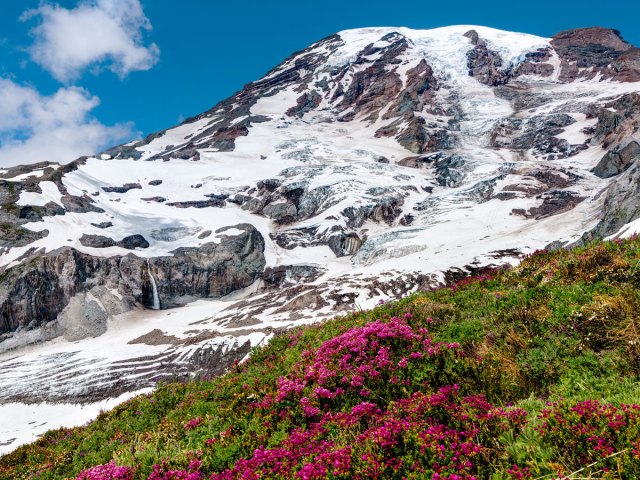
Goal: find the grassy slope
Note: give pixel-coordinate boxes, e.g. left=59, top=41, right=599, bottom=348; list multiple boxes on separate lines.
left=2, top=238, right=640, bottom=479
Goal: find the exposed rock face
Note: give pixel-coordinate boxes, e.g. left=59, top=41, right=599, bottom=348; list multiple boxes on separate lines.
left=592, top=141, right=640, bottom=178
left=465, top=30, right=509, bottom=86
left=0, top=224, right=265, bottom=336
left=79, top=234, right=150, bottom=250
left=578, top=163, right=640, bottom=244
left=592, top=93, right=640, bottom=147
left=551, top=27, right=640, bottom=82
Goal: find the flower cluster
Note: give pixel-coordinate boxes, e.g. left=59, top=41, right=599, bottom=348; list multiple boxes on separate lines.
left=538, top=400, right=640, bottom=475
left=148, top=459, right=204, bottom=480
left=212, top=384, right=527, bottom=479
left=76, top=462, right=134, bottom=480
left=270, top=315, right=462, bottom=416
left=183, top=417, right=204, bottom=431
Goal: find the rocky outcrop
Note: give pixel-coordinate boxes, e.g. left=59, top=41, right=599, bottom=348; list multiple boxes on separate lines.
left=592, top=93, right=640, bottom=147
left=79, top=234, right=150, bottom=250
left=592, top=141, right=640, bottom=178
left=61, top=194, right=105, bottom=213
left=551, top=27, right=640, bottom=82
left=512, top=191, right=585, bottom=220
left=102, top=183, right=142, bottom=193
left=578, top=163, right=640, bottom=244
left=464, top=30, right=509, bottom=86
left=0, top=224, right=265, bottom=338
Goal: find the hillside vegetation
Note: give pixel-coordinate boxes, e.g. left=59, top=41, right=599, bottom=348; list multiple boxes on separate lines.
left=2, top=237, right=640, bottom=479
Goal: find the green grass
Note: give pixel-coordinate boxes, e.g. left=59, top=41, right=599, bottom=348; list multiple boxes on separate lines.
left=2, top=237, right=640, bottom=479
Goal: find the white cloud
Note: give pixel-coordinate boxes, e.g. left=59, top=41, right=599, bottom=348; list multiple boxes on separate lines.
left=0, top=78, right=134, bottom=167
left=23, top=0, right=159, bottom=82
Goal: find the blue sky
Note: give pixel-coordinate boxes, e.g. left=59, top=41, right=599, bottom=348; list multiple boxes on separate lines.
left=0, top=0, right=639, bottom=167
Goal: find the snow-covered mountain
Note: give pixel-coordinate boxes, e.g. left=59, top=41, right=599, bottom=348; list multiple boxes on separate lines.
left=2, top=25, right=640, bottom=452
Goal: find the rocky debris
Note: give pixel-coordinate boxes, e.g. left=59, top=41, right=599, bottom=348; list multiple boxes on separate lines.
left=511, top=114, right=588, bottom=159
left=611, top=48, right=640, bottom=83
left=442, top=263, right=506, bottom=287
left=61, top=194, right=105, bottom=214
left=148, top=179, right=163, bottom=186
left=90, top=222, right=113, bottom=229
left=261, top=265, right=326, bottom=289
left=592, top=141, right=640, bottom=178
left=551, top=27, right=640, bottom=82
left=166, top=195, right=227, bottom=208
left=465, top=30, right=509, bottom=86
left=198, top=230, right=212, bottom=239
left=512, top=190, right=585, bottom=219
left=0, top=162, right=56, bottom=181
left=500, top=168, right=580, bottom=197
left=141, top=196, right=167, bottom=203
left=0, top=224, right=265, bottom=337
left=102, top=183, right=142, bottom=194
left=398, top=153, right=465, bottom=187
left=79, top=234, right=149, bottom=250
left=55, top=289, right=127, bottom=342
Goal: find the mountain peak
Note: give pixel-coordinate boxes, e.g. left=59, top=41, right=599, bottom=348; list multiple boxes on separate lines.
left=1, top=24, right=640, bottom=452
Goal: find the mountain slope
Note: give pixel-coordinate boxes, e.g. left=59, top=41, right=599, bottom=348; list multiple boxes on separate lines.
left=1, top=24, right=640, bottom=451
left=2, top=235, right=640, bottom=478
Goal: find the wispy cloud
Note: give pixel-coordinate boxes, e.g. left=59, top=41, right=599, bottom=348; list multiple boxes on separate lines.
left=22, top=0, right=160, bottom=83
left=0, top=78, right=134, bottom=167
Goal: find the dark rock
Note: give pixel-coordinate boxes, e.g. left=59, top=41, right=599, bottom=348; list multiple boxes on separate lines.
left=79, top=234, right=149, bottom=249
left=166, top=195, right=227, bottom=208
left=91, top=222, right=113, bottom=229
left=592, top=141, right=640, bottom=178
left=79, top=234, right=117, bottom=248
left=148, top=179, right=163, bottom=186
left=119, top=235, right=150, bottom=250
left=141, top=196, right=167, bottom=203
left=16, top=202, right=65, bottom=221
left=102, top=183, right=142, bottom=194
left=61, top=194, right=105, bottom=214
